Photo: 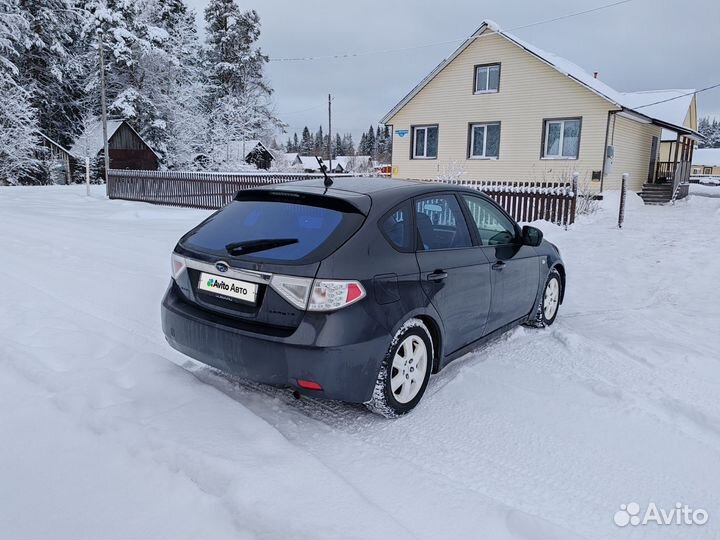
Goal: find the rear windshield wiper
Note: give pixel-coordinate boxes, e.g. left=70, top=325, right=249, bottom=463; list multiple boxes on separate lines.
left=225, top=238, right=298, bottom=256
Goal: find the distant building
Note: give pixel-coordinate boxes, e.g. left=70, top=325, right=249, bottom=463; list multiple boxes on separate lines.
left=37, top=133, right=74, bottom=184
left=692, top=148, right=720, bottom=176
left=212, top=140, right=274, bottom=169
left=70, top=119, right=160, bottom=177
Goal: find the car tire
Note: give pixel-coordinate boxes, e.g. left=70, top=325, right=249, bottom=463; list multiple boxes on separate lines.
left=531, top=269, right=562, bottom=327
left=365, top=318, right=433, bottom=418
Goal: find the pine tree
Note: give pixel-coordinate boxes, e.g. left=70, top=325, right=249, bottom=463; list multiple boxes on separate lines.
left=364, top=125, right=376, bottom=158
left=358, top=132, right=368, bottom=156
left=293, top=132, right=299, bottom=152
left=300, top=126, right=313, bottom=155
left=203, top=0, right=277, bottom=166
left=342, top=133, right=354, bottom=156
left=17, top=0, right=85, bottom=147
left=334, top=133, right=342, bottom=157
left=313, top=125, right=324, bottom=156
left=0, top=0, right=41, bottom=184
left=698, top=116, right=720, bottom=148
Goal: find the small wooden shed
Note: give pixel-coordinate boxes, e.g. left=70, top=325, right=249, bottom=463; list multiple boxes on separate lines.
left=38, top=133, right=74, bottom=184
left=70, top=119, right=160, bottom=176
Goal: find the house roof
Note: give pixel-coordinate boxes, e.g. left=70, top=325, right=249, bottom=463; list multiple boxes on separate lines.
left=380, top=20, right=700, bottom=138
left=299, top=156, right=322, bottom=170
left=69, top=119, right=161, bottom=160
left=620, top=89, right=695, bottom=140
left=693, top=148, right=720, bottom=167
left=70, top=119, right=124, bottom=158
left=37, top=132, right=73, bottom=156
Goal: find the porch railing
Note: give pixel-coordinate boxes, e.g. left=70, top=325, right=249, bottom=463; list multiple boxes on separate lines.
left=655, top=161, right=677, bottom=182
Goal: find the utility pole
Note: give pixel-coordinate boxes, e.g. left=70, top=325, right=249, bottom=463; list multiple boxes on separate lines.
left=328, top=93, right=332, bottom=173
left=98, top=30, right=110, bottom=193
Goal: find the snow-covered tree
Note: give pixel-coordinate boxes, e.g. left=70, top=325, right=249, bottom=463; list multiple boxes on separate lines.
left=698, top=116, right=720, bottom=149
left=203, top=0, right=277, bottom=156
left=341, top=133, right=354, bottom=156
left=0, top=0, right=41, bottom=184
left=17, top=0, right=86, bottom=147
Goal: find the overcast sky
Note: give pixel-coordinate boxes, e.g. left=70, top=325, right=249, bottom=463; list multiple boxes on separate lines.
left=186, top=0, right=720, bottom=143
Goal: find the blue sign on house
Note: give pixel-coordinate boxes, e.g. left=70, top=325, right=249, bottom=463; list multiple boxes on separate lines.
left=395, top=129, right=409, bottom=138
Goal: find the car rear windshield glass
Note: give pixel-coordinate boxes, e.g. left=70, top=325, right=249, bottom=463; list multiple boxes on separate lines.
left=182, top=197, right=365, bottom=262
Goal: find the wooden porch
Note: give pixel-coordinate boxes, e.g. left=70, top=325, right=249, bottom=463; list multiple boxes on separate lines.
left=640, top=133, right=694, bottom=204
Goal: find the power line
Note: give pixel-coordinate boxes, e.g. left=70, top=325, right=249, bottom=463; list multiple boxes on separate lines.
left=280, top=103, right=327, bottom=115
left=633, top=83, right=720, bottom=109
left=268, top=0, right=634, bottom=63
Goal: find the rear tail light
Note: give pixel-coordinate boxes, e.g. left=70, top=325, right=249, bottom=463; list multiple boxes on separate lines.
left=171, top=253, right=186, bottom=279
left=308, top=280, right=366, bottom=311
left=270, top=276, right=366, bottom=312
left=269, top=275, right=313, bottom=310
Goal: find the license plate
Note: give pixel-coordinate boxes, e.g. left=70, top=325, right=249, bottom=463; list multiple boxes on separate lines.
left=197, top=272, right=258, bottom=304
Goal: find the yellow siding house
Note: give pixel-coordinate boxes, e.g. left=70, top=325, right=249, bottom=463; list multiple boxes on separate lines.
left=381, top=20, right=701, bottom=199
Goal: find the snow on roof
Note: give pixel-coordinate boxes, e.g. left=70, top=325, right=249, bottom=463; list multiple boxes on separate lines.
left=621, top=89, right=694, bottom=132
left=693, top=148, right=720, bottom=167
left=381, top=20, right=698, bottom=136
left=37, top=132, right=72, bottom=155
left=299, top=156, right=322, bottom=170
left=70, top=119, right=124, bottom=158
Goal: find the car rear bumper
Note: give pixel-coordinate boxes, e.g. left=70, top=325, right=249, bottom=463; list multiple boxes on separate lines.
left=161, top=283, right=389, bottom=403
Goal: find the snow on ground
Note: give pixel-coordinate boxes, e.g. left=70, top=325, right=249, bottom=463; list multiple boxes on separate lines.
left=690, top=183, right=720, bottom=197
left=1, top=185, right=719, bottom=540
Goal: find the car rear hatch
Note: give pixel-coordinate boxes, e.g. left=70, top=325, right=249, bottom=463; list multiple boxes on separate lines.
left=174, top=188, right=369, bottom=331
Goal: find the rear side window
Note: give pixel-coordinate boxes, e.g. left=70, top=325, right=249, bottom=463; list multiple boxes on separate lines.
left=380, top=202, right=413, bottom=252
left=182, top=196, right=365, bottom=263
left=415, top=194, right=472, bottom=250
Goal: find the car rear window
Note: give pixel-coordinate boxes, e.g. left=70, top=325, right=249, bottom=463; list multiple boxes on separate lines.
left=181, top=193, right=365, bottom=263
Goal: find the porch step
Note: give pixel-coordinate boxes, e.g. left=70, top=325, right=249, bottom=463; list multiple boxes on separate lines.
left=639, top=183, right=673, bottom=205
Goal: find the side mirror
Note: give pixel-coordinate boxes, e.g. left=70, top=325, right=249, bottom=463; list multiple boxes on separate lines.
left=521, top=225, right=543, bottom=247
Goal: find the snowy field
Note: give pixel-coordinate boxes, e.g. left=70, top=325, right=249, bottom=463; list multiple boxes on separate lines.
left=1, top=185, right=719, bottom=540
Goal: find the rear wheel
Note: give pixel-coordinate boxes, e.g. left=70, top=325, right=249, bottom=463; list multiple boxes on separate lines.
left=366, top=319, right=433, bottom=418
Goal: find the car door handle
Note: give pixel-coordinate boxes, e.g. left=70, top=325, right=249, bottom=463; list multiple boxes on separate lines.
left=492, top=261, right=506, bottom=271
left=427, top=270, right=448, bottom=282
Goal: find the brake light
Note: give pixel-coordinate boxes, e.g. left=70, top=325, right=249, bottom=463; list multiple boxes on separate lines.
left=297, top=379, right=322, bottom=390
left=171, top=253, right=186, bottom=279
left=308, top=280, right=366, bottom=311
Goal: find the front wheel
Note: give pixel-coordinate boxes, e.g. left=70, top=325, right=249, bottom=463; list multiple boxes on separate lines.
left=365, top=319, right=433, bottom=418
left=535, top=270, right=562, bottom=326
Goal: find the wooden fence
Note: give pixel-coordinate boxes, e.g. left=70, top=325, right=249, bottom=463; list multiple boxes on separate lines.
left=107, top=169, right=578, bottom=226
left=106, top=169, right=352, bottom=209
left=435, top=177, right=578, bottom=226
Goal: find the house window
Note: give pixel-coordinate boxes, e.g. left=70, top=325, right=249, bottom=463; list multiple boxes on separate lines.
left=469, top=123, right=500, bottom=159
left=542, top=118, right=581, bottom=159
left=474, top=64, right=500, bottom=94
left=412, top=125, right=438, bottom=159
left=704, top=167, right=712, bottom=175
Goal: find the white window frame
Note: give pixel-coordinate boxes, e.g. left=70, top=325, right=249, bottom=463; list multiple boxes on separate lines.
left=412, top=125, right=438, bottom=159
left=542, top=118, right=581, bottom=160
left=469, top=122, right=500, bottom=159
left=474, top=64, right=500, bottom=94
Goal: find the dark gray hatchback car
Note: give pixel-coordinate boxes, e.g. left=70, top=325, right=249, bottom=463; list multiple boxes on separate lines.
left=162, top=177, right=565, bottom=416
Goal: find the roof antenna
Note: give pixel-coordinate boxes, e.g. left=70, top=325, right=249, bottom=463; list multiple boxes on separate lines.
left=315, top=156, right=333, bottom=188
